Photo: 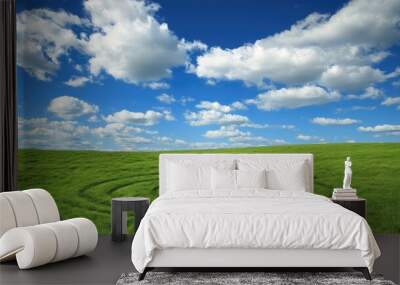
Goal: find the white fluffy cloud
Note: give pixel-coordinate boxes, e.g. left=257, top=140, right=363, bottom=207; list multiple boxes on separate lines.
left=48, top=96, right=99, bottom=119
left=196, top=101, right=234, bottom=113
left=92, top=122, right=165, bottom=149
left=347, top=87, right=384, bottom=100
left=193, top=0, right=400, bottom=90
left=18, top=117, right=93, bottom=149
left=92, top=123, right=145, bottom=138
left=104, top=109, right=174, bottom=125
left=114, top=136, right=152, bottom=145
left=241, top=123, right=269, bottom=129
left=247, top=85, right=340, bottom=111
left=18, top=115, right=190, bottom=150
left=358, top=124, right=400, bottom=132
left=185, top=100, right=250, bottom=126
left=19, top=115, right=166, bottom=150
left=296, top=134, right=324, bottom=142
left=18, top=0, right=206, bottom=86
left=17, top=0, right=400, bottom=93
left=297, top=134, right=313, bottom=141
left=84, top=0, right=189, bottom=84
left=320, top=65, right=385, bottom=92
left=203, top=125, right=275, bottom=145
left=185, top=110, right=249, bottom=126
left=196, top=100, right=249, bottom=113
left=17, top=9, right=87, bottom=80
left=382, top=97, right=400, bottom=110
left=144, top=82, right=170, bottom=90
left=228, top=135, right=270, bottom=144
left=155, top=136, right=188, bottom=146
left=156, top=93, right=176, bottom=104
left=156, top=93, right=195, bottom=105
left=311, top=117, right=360, bottom=125
left=204, top=126, right=250, bottom=139
left=179, top=39, right=208, bottom=52
left=195, top=45, right=327, bottom=87
left=64, top=76, right=91, bottom=87
left=188, top=141, right=229, bottom=149
left=231, top=101, right=247, bottom=110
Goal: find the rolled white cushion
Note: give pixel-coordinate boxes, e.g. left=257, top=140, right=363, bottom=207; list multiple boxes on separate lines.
left=0, top=189, right=60, bottom=239
left=66, top=218, right=98, bottom=257
left=0, top=196, right=17, bottom=237
left=0, top=226, right=57, bottom=269
left=24, top=189, right=60, bottom=224
left=0, top=191, right=39, bottom=227
left=236, top=169, right=267, bottom=189
left=42, top=221, right=79, bottom=262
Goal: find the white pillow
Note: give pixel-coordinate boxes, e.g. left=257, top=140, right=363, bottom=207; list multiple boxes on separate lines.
left=167, top=160, right=235, bottom=192
left=167, top=162, right=209, bottom=191
left=236, top=169, right=267, bottom=189
left=211, top=168, right=236, bottom=190
left=268, top=161, right=307, bottom=191
left=238, top=160, right=307, bottom=191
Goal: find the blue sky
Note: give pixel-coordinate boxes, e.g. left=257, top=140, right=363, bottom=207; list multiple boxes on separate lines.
left=17, top=0, right=400, bottom=150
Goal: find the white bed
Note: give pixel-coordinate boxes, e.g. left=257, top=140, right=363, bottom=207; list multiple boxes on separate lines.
left=131, top=154, right=380, bottom=280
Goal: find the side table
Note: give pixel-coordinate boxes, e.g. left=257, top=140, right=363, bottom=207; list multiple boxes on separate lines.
left=331, top=197, right=366, bottom=218
left=111, top=197, right=150, bottom=242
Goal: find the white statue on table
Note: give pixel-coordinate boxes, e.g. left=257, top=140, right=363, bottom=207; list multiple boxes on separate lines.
left=343, top=156, right=352, bottom=189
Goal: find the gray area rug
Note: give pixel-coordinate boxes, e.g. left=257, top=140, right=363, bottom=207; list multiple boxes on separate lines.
left=116, top=272, right=396, bottom=285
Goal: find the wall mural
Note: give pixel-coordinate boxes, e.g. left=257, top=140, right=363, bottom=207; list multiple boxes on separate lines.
left=17, top=0, right=400, bottom=233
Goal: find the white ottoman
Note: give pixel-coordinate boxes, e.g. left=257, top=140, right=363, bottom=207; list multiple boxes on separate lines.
left=0, top=189, right=98, bottom=269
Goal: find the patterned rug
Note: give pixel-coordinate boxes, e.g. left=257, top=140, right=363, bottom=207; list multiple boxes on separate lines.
left=116, top=271, right=395, bottom=285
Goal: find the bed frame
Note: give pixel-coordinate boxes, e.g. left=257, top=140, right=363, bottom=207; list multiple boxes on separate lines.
left=139, top=154, right=371, bottom=280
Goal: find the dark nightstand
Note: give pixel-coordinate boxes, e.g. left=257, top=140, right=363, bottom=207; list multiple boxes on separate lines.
left=111, top=197, right=150, bottom=242
left=331, top=197, right=366, bottom=218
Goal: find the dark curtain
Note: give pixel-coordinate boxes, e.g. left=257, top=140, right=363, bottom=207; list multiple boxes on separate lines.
left=0, top=0, right=17, bottom=192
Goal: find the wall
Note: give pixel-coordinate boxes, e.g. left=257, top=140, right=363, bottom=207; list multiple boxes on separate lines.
left=17, top=0, right=400, bottom=233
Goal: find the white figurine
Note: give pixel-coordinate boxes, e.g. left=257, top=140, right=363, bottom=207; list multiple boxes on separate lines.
left=343, top=156, right=352, bottom=189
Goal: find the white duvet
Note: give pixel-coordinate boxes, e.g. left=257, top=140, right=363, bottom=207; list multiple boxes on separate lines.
left=131, top=190, right=380, bottom=273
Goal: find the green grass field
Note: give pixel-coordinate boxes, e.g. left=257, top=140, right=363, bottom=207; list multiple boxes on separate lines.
left=17, top=143, right=400, bottom=234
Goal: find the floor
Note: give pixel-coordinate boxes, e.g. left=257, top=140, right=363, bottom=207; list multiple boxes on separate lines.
left=1, top=235, right=399, bottom=285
